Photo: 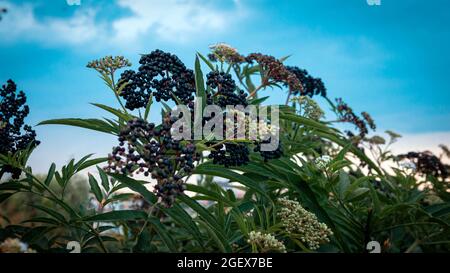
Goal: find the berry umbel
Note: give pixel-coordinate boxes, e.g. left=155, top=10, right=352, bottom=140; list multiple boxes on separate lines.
left=106, top=116, right=200, bottom=207
left=0, top=80, right=39, bottom=179
left=118, top=50, right=196, bottom=110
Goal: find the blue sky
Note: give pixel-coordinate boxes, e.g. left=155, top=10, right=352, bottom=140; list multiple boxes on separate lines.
left=0, top=0, right=449, bottom=172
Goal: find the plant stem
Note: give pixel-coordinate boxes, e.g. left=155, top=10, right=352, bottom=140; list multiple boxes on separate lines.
left=285, top=91, right=292, bottom=105
left=247, top=84, right=265, bottom=98
left=134, top=200, right=160, bottom=251
left=110, top=71, right=128, bottom=114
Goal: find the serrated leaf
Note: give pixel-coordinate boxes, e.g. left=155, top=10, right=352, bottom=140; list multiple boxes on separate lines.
left=339, top=170, right=350, bottom=199
left=78, top=157, right=108, bottom=171
left=195, top=55, right=206, bottom=110
left=144, top=94, right=153, bottom=121
left=31, top=204, right=67, bottom=223
left=108, top=173, right=156, bottom=203
left=83, top=210, right=147, bottom=222
left=91, top=103, right=132, bottom=121
left=97, top=167, right=110, bottom=192
left=88, top=174, right=103, bottom=203
left=43, top=163, right=56, bottom=186
left=346, top=188, right=370, bottom=201
left=38, top=118, right=117, bottom=135
left=197, top=52, right=216, bottom=71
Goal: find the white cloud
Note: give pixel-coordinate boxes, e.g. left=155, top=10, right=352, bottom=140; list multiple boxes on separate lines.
left=112, top=0, right=237, bottom=43
left=0, top=0, right=245, bottom=48
left=0, top=1, right=102, bottom=45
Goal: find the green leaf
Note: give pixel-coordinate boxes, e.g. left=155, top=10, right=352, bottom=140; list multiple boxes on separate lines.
left=245, top=75, right=256, bottom=93
left=425, top=203, right=450, bottom=218
left=193, top=164, right=271, bottom=200
left=195, top=55, right=206, bottom=110
left=338, top=170, right=350, bottom=199
left=197, top=219, right=231, bottom=253
left=0, top=182, right=29, bottom=191
left=78, top=157, right=108, bottom=171
left=185, top=184, right=235, bottom=207
left=83, top=210, right=147, bottom=222
left=248, top=96, right=270, bottom=105
left=55, top=172, right=64, bottom=187
left=346, top=188, right=370, bottom=201
left=97, top=167, right=110, bottom=192
left=133, top=228, right=156, bottom=253
left=177, top=194, right=230, bottom=250
left=144, top=94, right=153, bottom=121
left=160, top=101, right=172, bottom=116
left=345, top=176, right=374, bottom=197
left=91, top=103, right=132, bottom=121
left=38, top=118, right=117, bottom=135
left=43, top=163, right=56, bottom=186
left=108, top=173, right=156, bottom=203
left=116, top=81, right=129, bottom=95
left=279, top=54, right=292, bottom=63
left=30, top=204, right=67, bottom=223
left=280, top=111, right=332, bottom=133
left=88, top=174, right=103, bottom=203
left=103, top=193, right=136, bottom=206
left=73, top=154, right=94, bottom=170
left=316, top=130, right=382, bottom=175
left=147, top=217, right=178, bottom=252
left=22, top=217, right=60, bottom=225
left=197, top=52, right=216, bottom=71
left=162, top=203, right=204, bottom=249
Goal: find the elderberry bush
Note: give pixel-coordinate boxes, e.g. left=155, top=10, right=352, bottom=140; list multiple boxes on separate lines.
left=3, top=44, right=447, bottom=254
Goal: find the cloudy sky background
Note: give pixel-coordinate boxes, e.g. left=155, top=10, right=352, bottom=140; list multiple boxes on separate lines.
left=0, top=0, right=449, bottom=172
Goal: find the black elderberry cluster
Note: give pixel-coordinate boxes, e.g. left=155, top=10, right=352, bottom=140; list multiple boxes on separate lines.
left=118, top=50, right=195, bottom=110
left=335, top=98, right=374, bottom=139
left=203, top=71, right=254, bottom=167
left=285, top=66, right=327, bottom=98
left=206, top=71, right=248, bottom=108
left=399, top=152, right=448, bottom=179
left=208, top=142, right=249, bottom=167
left=204, top=112, right=251, bottom=167
left=0, top=80, right=39, bottom=179
left=254, top=139, right=283, bottom=162
left=106, top=116, right=199, bottom=207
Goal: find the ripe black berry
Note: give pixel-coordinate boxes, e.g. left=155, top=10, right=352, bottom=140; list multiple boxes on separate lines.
left=118, top=50, right=195, bottom=110
left=206, top=71, right=248, bottom=107
left=208, top=142, right=249, bottom=167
